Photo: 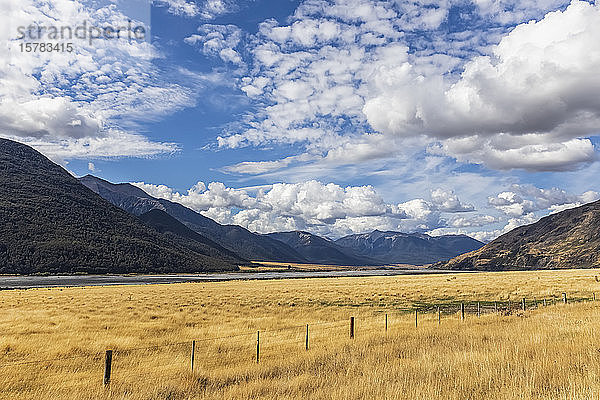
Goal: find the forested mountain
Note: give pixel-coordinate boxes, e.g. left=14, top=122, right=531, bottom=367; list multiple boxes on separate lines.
left=80, top=175, right=307, bottom=263
left=138, top=209, right=246, bottom=263
left=0, top=139, right=240, bottom=274
left=439, top=200, right=600, bottom=270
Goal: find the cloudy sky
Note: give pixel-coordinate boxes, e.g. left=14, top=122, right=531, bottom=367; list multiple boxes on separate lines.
left=3, top=0, right=600, bottom=240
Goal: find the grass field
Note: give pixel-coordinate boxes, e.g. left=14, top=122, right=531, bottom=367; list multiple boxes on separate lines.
left=2, top=268, right=600, bottom=399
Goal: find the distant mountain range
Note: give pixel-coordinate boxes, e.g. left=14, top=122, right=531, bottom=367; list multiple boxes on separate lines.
left=438, top=200, right=600, bottom=270
left=3, top=137, right=598, bottom=273
left=335, top=230, right=484, bottom=265
left=79, top=175, right=307, bottom=263
left=0, top=138, right=491, bottom=274
left=266, top=231, right=382, bottom=266
left=80, top=175, right=487, bottom=267
left=0, top=139, right=241, bottom=274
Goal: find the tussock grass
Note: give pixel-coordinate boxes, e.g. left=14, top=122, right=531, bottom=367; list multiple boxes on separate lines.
left=2, top=269, right=600, bottom=399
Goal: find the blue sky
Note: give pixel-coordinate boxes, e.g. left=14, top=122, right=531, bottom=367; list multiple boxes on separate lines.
left=3, top=0, right=600, bottom=240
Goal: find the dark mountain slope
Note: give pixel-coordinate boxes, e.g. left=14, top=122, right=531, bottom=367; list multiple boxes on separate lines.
left=266, top=231, right=381, bottom=266
left=439, top=200, right=600, bottom=270
left=138, top=209, right=246, bottom=263
left=79, top=175, right=307, bottom=263
left=0, top=139, right=239, bottom=274
left=335, top=230, right=484, bottom=265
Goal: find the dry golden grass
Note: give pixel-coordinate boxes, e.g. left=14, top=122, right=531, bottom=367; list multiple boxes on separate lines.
left=2, top=268, right=600, bottom=399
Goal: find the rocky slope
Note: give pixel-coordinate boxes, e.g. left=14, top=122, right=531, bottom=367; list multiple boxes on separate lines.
left=439, top=200, right=600, bottom=270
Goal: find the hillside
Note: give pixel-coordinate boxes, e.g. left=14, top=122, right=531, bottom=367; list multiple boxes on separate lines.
left=138, top=209, right=245, bottom=263
left=266, top=231, right=381, bottom=266
left=336, top=230, right=484, bottom=265
left=79, top=175, right=307, bottom=263
left=0, top=139, right=240, bottom=274
left=439, top=200, right=600, bottom=270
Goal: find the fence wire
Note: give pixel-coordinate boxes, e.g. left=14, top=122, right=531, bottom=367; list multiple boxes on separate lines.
left=0, top=291, right=596, bottom=387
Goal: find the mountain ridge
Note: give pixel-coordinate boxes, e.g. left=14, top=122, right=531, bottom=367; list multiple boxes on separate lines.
left=437, top=200, right=600, bottom=270
left=79, top=175, right=308, bottom=263
left=266, top=231, right=383, bottom=266
left=79, top=176, right=485, bottom=266
left=0, top=139, right=240, bottom=274
left=335, top=230, right=484, bottom=265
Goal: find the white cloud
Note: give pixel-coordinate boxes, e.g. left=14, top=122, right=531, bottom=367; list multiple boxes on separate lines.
left=88, top=162, right=96, bottom=171
left=430, top=213, right=538, bottom=242
left=433, top=136, right=596, bottom=172
left=208, top=0, right=599, bottom=173
left=132, top=179, right=481, bottom=237
left=364, top=1, right=600, bottom=171
left=6, top=130, right=178, bottom=164
left=185, top=24, right=244, bottom=65
left=155, top=0, right=241, bottom=19
left=448, top=215, right=499, bottom=228
left=0, top=0, right=194, bottom=160
left=155, top=0, right=200, bottom=17
left=222, top=153, right=319, bottom=175
left=473, top=0, right=570, bottom=24
left=131, top=175, right=600, bottom=241
left=487, top=184, right=599, bottom=216
left=431, top=188, right=475, bottom=212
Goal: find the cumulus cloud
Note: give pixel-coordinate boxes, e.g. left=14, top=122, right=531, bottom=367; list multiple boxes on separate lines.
left=132, top=180, right=479, bottom=237
left=448, top=215, right=499, bottom=228
left=432, top=136, right=596, bottom=172
left=428, top=182, right=599, bottom=241
left=185, top=24, right=244, bottom=65
left=365, top=1, right=600, bottom=171
left=473, top=0, right=570, bottom=24
left=430, top=188, right=475, bottom=212
left=429, top=212, right=538, bottom=243
left=132, top=176, right=600, bottom=241
left=156, top=0, right=200, bottom=16
left=487, top=184, right=599, bottom=217
left=206, top=0, right=599, bottom=173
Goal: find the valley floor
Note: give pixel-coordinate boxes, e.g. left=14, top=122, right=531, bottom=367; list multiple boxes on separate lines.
left=1, top=269, right=600, bottom=399
left=0, top=267, right=437, bottom=289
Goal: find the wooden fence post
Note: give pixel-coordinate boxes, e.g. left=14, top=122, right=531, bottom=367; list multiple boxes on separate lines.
left=256, top=331, right=260, bottom=364
left=305, top=324, right=309, bottom=351
left=543, top=298, right=547, bottom=307
left=562, top=293, right=567, bottom=304
left=437, top=306, right=441, bottom=325
left=350, top=317, right=355, bottom=339
left=415, top=309, right=418, bottom=328
left=477, top=302, right=481, bottom=317
left=460, top=303, right=465, bottom=321
left=522, top=298, right=526, bottom=312
left=494, top=302, right=498, bottom=313
left=385, top=314, right=388, bottom=333
left=594, top=293, right=596, bottom=301
left=191, top=340, right=196, bottom=372
left=103, top=350, right=112, bottom=386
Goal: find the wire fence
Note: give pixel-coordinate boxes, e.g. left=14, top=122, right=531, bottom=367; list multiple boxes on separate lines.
left=0, top=291, right=595, bottom=391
